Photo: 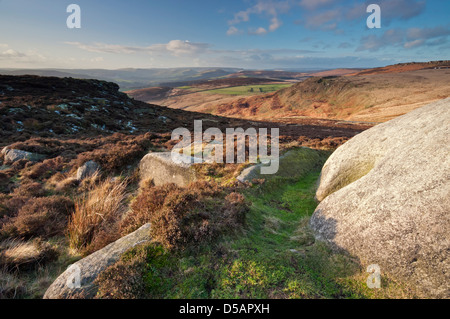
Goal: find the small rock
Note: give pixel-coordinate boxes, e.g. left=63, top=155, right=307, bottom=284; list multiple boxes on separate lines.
left=139, top=152, right=199, bottom=187
left=1, top=147, right=45, bottom=164
left=76, top=161, right=100, bottom=181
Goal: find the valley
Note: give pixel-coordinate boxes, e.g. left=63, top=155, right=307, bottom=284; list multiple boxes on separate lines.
left=127, top=61, right=450, bottom=123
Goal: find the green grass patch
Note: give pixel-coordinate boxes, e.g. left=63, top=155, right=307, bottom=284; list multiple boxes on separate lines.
left=203, top=83, right=293, bottom=96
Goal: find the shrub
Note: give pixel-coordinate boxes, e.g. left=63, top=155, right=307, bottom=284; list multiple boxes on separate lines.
left=0, top=171, right=12, bottom=193
left=0, top=194, right=10, bottom=218
left=11, top=182, right=44, bottom=197
left=1, top=196, right=74, bottom=239
left=74, top=133, right=155, bottom=172
left=123, top=181, right=249, bottom=250
left=0, top=195, right=30, bottom=230
left=95, top=244, right=168, bottom=299
left=67, top=178, right=128, bottom=254
left=120, top=183, right=179, bottom=235
left=54, top=177, right=79, bottom=193
left=22, top=157, right=65, bottom=180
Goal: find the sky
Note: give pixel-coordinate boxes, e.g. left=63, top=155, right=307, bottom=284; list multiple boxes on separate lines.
left=0, top=0, right=449, bottom=70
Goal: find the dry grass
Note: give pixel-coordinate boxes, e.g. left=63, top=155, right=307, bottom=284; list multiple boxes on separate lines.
left=0, top=268, right=26, bottom=299
left=0, top=239, right=57, bottom=271
left=67, top=177, right=129, bottom=254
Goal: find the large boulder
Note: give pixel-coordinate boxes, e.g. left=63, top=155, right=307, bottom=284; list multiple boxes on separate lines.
left=139, top=152, right=199, bottom=187
left=76, top=161, right=100, bottom=181
left=310, top=98, right=450, bottom=298
left=1, top=147, right=45, bottom=164
left=43, top=224, right=151, bottom=299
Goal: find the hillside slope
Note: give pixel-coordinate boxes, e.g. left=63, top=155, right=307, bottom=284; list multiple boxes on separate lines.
left=209, top=62, right=450, bottom=123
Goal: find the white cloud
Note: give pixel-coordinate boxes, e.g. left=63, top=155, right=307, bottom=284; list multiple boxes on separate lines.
left=404, top=39, right=425, bottom=49
left=299, top=0, right=335, bottom=10
left=165, top=40, right=208, bottom=56
left=297, top=0, right=427, bottom=31
left=0, top=47, right=47, bottom=67
left=249, top=27, right=268, bottom=35
left=0, top=49, right=25, bottom=58
left=226, top=26, right=241, bottom=36
left=90, top=57, right=104, bottom=62
left=357, top=26, right=450, bottom=51
left=65, top=40, right=210, bottom=57
left=229, top=0, right=292, bottom=35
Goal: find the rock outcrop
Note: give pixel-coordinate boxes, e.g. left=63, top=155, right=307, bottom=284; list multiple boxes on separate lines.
left=310, top=98, right=450, bottom=298
left=1, top=147, right=45, bottom=164
left=43, top=224, right=151, bottom=299
left=139, top=152, right=199, bottom=187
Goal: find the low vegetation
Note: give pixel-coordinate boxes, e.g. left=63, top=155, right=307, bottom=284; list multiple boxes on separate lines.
left=95, top=148, right=418, bottom=299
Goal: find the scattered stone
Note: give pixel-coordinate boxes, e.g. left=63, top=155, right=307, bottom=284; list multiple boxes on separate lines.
left=43, top=224, right=152, bottom=299
left=310, top=98, right=450, bottom=298
left=139, top=152, right=199, bottom=187
left=1, top=147, right=45, bottom=164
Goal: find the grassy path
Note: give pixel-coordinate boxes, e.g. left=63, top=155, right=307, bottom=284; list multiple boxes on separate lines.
left=210, top=171, right=366, bottom=299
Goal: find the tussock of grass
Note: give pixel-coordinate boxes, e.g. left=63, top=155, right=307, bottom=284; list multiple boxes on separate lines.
left=67, top=177, right=128, bottom=254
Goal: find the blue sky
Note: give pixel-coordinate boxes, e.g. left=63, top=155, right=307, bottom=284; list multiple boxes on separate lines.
left=0, top=0, right=449, bottom=69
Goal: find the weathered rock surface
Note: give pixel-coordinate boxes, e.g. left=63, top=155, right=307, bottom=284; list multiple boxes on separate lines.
left=76, top=160, right=100, bottom=181
left=310, top=98, right=450, bottom=298
left=1, top=147, right=45, bottom=164
left=139, top=152, right=199, bottom=187
left=43, top=224, right=151, bottom=299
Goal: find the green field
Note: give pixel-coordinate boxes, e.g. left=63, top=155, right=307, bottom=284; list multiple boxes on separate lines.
left=202, top=83, right=293, bottom=95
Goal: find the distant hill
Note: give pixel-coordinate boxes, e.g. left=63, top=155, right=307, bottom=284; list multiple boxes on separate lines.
left=195, top=61, right=450, bottom=123
left=0, top=68, right=242, bottom=91
left=348, top=60, right=450, bottom=76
